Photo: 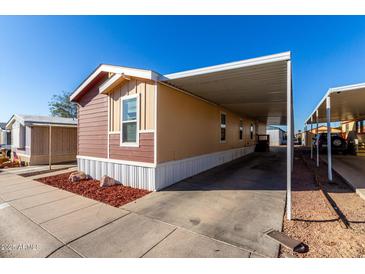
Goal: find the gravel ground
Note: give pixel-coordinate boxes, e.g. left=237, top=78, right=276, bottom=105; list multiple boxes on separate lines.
left=36, top=172, right=151, bottom=207
left=281, top=149, right=365, bottom=258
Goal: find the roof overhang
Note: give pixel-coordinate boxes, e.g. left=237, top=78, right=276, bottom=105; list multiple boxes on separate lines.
left=306, top=82, right=365, bottom=124
left=30, top=123, right=77, bottom=128
left=70, top=64, right=160, bottom=102
left=6, top=114, right=77, bottom=129
left=5, top=114, right=20, bottom=129
left=99, top=73, right=130, bottom=95
left=162, top=52, right=291, bottom=125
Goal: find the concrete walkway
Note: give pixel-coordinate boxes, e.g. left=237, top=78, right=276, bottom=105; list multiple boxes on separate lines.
left=1, top=163, right=76, bottom=176
left=321, top=154, right=365, bottom=200
left=0, top=151, right=286, bottom=258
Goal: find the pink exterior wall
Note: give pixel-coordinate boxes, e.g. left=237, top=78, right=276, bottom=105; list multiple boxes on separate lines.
left=76, top=76, right=154, bottom=163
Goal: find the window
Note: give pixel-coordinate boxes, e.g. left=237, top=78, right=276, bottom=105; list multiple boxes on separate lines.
left=220, top=112, right=226, bottom=142
left=239, top=119, right=243, bottom=140
left=121, top=94, right=139, bottom=146
left=250, top=123, right=254, bottom=140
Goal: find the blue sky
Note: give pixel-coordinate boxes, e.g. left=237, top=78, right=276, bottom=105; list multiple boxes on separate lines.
left=1, top=16, right=365, bottom=131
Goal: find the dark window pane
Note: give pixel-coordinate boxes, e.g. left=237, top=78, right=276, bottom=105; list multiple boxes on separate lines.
left=123, top=98, right=137, bottom=121
left=221, top=113, right=226, bottom=125
left=239, top=130, right=243, bottom=140
left=221, top=128, right=226, bottom=141
left=122, top=122, right=137, bottom=143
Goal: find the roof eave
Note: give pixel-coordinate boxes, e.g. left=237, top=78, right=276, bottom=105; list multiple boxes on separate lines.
left=70, top=64, right=161, bottom=102
left=305, top=82, right=365, bottom=124
left=5, top=114, right=22, bottom=129
left=163, top=51, right=291, bottom=80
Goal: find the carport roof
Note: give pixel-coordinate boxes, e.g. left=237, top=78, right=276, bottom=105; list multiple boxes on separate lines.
left=162, top=52, right=291, bottom=125
left=306, top=83, right=365, bottom=124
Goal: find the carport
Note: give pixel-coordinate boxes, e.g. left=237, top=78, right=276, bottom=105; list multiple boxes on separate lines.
left=162, top=51, right=294, bottom=220
left=305, top=83, right=365, bottom=188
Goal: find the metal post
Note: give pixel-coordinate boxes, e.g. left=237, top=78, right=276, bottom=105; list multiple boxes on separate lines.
left=316, top=110, right=319, bottom=167
left=49, top=124, right=52, bottom=170
left=291, top=95, right=294, bottom=170
left=326, top=97, right=333, bottom=181
left=310, top=117, right=313, bottom=159
left=286, top=60, right=292, bottom=221
left=304, top=124, right=307, bottom=146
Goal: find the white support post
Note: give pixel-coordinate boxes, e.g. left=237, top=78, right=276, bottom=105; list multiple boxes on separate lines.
left=326, top=97, right=333, bottom=182
left=304, top=124, right=307, bottom=146
left=286, top=60, right=292, bottom=221
left=310, top=117, right=313, bottom=159
left=291, top=96, right=294, bottom=170
left=316, top=110, right=319, bottom=167
left=49, top=124, right=52, bottom=170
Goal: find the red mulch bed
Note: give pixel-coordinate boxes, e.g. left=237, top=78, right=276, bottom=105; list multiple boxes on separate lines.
left=36, top=172, right=151, bottom=207
left=0, top=161, right=21, bottom=169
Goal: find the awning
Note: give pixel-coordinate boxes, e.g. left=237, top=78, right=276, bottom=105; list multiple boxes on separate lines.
left=162, top=52, right=291, bottom=125
left=306, top=83, right=365, bottom=124
left=162, top=52, right=294, bottom=221
left=305, top=82, right=365, bottom=185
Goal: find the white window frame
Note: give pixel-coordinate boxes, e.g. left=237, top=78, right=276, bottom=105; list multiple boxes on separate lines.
left=239, top=118, right=243, bottom=141
left=220, top=112, right=227, bottom=143
left=120, top=93, right=140, bottom=147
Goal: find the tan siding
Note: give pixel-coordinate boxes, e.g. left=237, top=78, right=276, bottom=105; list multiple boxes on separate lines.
left=145, top=82, right=155, bottom=129
left=78, top=76, right=108, bottom=158
left=30, top=126, right=77, bottom=164
left=109, top=132, right=154, bottom=163
left=139, top=81, right=146, bottom=130
left=157, top=83, right=259, bottom=163
left=109, top=78, right=155, bottom=132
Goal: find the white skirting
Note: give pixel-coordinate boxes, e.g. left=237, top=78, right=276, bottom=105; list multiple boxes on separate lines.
left=155, top=146, right=255, bottom=190
left=77, top=157, right=156, bottom=191
left=77, top=145, right=255, bottom=191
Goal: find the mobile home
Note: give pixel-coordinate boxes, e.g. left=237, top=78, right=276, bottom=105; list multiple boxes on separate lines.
left=266, top=126, right=285, bottom=146
left=6, top=115, right=77, bottom=165
left=70, top=52, right=293, bottom=191
left=0, top=122, right=11, bottom=150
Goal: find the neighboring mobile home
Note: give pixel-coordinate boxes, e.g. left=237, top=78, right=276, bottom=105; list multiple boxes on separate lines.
left=0, top=122, right=11, bottom=150
left=5, top=115, right=77, bottom=165
left=266, top=126, right=285, bottom=146
left=70, top=52, right=293, bottom=191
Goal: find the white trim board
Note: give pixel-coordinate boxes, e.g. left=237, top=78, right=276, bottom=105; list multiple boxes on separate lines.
left=120, top=93, right=140, bottom=148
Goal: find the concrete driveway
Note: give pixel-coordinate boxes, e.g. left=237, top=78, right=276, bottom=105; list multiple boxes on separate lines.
left=122, top=150, right=287, bottom=257
left=0, top=150, right=286, bottom=258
